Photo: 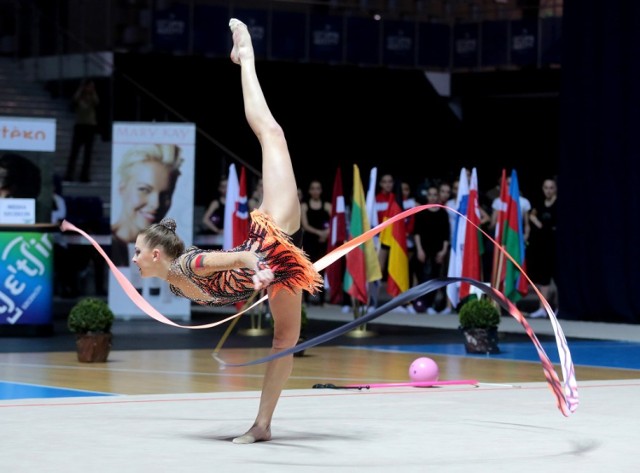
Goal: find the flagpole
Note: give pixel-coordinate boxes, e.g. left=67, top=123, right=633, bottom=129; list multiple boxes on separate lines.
left=493, top=251, right=505, bottom=292
left=238, top=289, right=272, bottom=336
left=346, top=300, right=377, bottom=338
left=491, top=168, right=508, bottom=295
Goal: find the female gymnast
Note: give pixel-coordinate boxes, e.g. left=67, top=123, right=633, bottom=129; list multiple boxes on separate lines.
left=131, top=18, right=323, bottom=444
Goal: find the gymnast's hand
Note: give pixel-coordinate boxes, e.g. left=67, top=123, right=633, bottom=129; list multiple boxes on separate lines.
left=252, top=257, right=274, bottom=290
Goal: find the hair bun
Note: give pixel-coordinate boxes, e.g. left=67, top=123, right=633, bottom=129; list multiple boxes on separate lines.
left=159, top=218, right=177, bottom=232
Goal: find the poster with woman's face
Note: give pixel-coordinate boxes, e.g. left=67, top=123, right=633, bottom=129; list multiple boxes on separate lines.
left=109, top=122, right=195, bottom=320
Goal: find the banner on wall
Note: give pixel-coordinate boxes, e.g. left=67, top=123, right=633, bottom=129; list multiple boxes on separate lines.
left=382, top=20, right=415, bottom=67
left=309, top=14, right=343, bottom=63
left=108, top=122, right=195, bottom=320
left=152, top=3, right=189, bottom=53
left=0, top=116, right=56, bottom=152
left=0, top=230, right=54, bottom=326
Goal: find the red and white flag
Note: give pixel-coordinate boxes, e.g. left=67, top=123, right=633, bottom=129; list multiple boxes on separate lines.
left=325, top=167, right=347, bottom=305
left=233, top=166, right=249, bottom=247
left=223, top=164, right=249, bottom=250
left=459, top=167, right=482, bottom=300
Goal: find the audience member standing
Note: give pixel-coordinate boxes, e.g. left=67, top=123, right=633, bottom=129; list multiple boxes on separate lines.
left=438, top=180, right=452, bottom=209
left=528, top=177, right=558, bottom=318
left=248, top=177, right=263, bottom=211
left=65, top=79, right=99, bottom=182
left=401, top=180, right=418, bottom=287
left=201, top=176, right=228, bottom=236
left=413, top=185, right=450, bottom=314
left=375, top=173, right=396, bottom=276
left=439, top=178, right=459, bottom=315
left=444, top=178, right=459, bottom=237
left=301, top=179, right=332, bottom=305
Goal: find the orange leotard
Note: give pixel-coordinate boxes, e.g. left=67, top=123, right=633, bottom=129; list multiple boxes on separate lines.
left=169, top=210, right=323, bottom=306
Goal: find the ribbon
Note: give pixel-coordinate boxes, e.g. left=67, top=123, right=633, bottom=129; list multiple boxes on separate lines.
left=60, top=220, right=267, bottom=329
left=60, top=202, right=579, bottom=416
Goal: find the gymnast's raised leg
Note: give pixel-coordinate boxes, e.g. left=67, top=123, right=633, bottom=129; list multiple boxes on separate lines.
left=229, top=18, right=304, bottom=445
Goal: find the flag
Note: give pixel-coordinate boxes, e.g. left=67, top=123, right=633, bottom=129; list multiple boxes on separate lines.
left=343, top=165, right=382, bottom=304
left=223, top=164, right=249, bottom=250
left=491, top=168, right=508, bottom=290
left=223, top=164, right=239, bottom=250
left=385, top=198, right=409, bottom=297
left=446, top=167, right=470, bottom=308
left=502, top=170, right=528, bottom=301
left=365, top=167, right=379, bottom=249
left=459, top=167, right=482, bottom=301
left=325, top=167, right=347, bottom=305
left=233, top=166, right=249, bottom=247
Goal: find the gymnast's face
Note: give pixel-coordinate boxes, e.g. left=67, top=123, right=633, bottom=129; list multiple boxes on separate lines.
left=119, top=161, right=174, bottom=232
left=132, top=235, right=157, bottom=278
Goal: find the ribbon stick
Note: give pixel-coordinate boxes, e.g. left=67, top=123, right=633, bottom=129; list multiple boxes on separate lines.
left=319, top=380, right=480, bottom=389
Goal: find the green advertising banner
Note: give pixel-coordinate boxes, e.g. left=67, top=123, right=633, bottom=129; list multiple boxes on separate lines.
left=0, top=230, right=53, bottom=326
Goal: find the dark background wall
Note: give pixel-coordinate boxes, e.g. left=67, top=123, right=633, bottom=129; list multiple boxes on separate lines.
left=557, top=0, right=640, bottom=324
left=112, top=54, right=560, bottom=208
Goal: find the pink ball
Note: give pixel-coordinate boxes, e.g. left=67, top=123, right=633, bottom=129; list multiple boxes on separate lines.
left=408, top=357, right=439, bottom=382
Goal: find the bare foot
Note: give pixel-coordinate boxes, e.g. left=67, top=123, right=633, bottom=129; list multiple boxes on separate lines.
left=229, top=18, right=254, bottom=65
left=232, top=425, right=271, bottom=444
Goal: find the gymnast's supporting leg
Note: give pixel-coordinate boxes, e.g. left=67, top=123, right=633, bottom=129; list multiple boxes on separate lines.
left=233, top=290, right=302, bottom=444
left=229, top=18, right=303, bottom=444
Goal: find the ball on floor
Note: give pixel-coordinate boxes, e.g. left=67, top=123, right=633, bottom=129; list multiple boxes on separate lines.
left=408, top=357, right=439, bottom=382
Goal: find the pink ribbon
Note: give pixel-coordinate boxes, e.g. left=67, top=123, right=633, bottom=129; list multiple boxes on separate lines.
left=60, top=203, right=579, bottom=416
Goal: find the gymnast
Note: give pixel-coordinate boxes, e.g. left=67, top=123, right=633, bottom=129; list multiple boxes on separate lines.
left=130, top=18, right=323, bottom=444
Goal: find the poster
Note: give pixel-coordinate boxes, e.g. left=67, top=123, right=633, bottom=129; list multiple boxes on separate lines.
left=0, top=116, right=56, bottom=152
left=0, top=230, right=53, bottom=326
left=108, top=122, right=195, bottom=320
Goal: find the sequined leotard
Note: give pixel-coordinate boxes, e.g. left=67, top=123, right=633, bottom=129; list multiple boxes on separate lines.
left=169, top=210, right=324, bottom=306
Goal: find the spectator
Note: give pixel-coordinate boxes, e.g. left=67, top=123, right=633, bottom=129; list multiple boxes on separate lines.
left=64, top=79, right=99, bottom=183
left=248, top=177, right=263, bottom=211
left=201, top=176, right=228, bottom=236
left=438, top=180, right=451, bottom=209
left=375, top=173, right=396, bottom=276
left=300, top=179, right=332, bottom=305
left=527, top=177, right=558, bottom=318
left=413, top=185, right=450, bottom=314
left=401, top=180, right=418, bottom=287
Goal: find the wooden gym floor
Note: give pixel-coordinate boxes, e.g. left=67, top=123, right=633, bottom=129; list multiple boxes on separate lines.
left=1, top=303, right=639, bottom=472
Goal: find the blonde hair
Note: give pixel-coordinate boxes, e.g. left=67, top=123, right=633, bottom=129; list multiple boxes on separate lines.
left=117, top=144, right=184, bottom=185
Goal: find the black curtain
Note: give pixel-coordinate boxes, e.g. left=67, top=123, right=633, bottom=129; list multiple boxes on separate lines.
left=558, top=1, right=640, bottom=323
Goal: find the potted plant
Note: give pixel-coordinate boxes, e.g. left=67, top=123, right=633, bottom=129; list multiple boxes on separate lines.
left=458, top=296, right=501, bottom=354
left=68, top=297, right=115, bottom=362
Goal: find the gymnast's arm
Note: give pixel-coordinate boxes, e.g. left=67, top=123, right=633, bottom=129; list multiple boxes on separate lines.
left=189, top=250, right=274, bottom=289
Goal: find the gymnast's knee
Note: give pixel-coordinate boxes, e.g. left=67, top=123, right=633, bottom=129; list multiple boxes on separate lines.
left=271, top=329, right=300, bottom=350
